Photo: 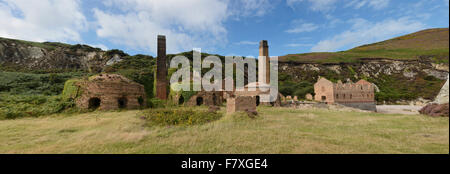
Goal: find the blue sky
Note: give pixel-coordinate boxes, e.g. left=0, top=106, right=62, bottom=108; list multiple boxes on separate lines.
left=1, top=0, right=449, bottom=57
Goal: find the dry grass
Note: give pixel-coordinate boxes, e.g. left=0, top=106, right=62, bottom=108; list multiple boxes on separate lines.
left=0, top=107, right=448, bottom=154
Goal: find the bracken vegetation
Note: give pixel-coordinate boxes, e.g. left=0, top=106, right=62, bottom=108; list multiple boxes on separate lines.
left=142, top=107, right=223, bottom=126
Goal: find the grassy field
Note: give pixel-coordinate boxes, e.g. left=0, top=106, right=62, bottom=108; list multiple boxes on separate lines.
left=0, top=107, right=448, bottom=154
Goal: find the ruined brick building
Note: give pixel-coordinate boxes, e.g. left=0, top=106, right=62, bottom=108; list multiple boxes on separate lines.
left=314, top=77, right=376, bottom=111
left=227, top=40, right=282, bottom=113
left=70, top=74, right=146, bottom=110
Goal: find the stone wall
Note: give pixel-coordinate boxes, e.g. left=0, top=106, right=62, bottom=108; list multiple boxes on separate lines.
left=340, top=102, right=377, bottom=112
left=185, top=91, right=224, bottom=106
left=314, top=77, right=376, bottom=111
left=227, top=96, right=256, bottom=114
left=314, top=78, right=335, bottom=103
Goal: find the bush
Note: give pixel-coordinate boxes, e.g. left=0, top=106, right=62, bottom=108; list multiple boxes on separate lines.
left=0, top=71, right=88, bottom=95
left=142, top=108, right=223, bottom=126
left=0, top=94, right=75, bottom=120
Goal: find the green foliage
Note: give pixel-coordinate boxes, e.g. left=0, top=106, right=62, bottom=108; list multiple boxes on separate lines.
left=169, top=82, right=199, bottom=104
left=369, top=74, right=444, bottom=103
left=0, top=94, right=75, bottom=120
left=0, top=71, right=88, bottom=95
left=148, top=98, right=166, bottom=108
left=61, top=79, right=83, bottom=100
left=279, top=80, right=314, bottom=99
left=142, top=108, right=223, bottom=126
left=105, top=49, right=129, bottom=57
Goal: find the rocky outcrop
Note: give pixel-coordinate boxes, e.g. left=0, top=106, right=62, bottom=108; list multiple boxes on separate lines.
left=0, top=37, right=125, bottom=72
left=434, top=75, right=449, bottom=104
left=280, top=59, right=448, bottom=81
left=419, top=103, right=449, bottom=117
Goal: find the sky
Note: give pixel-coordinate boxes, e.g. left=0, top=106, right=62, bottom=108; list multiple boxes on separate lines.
left=0, top=0, right=449, bottom=57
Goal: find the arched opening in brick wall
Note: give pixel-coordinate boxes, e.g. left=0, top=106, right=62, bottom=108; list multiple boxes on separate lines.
left=321, top=96, right=326, bottom=102
left=196, top=97, right=204, bottom=106
left=118, top=97, right=128, bottom=109
left=212, top=93, right=217, bottom=105
left=256, top=96, right=261, bottom=106
left=137, top=96, right=144, bottom=107
left=179, top=95, right=185, bottom=105
left=88, top=97, right=101, bottom=110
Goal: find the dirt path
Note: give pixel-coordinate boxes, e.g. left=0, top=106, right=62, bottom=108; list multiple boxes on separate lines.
left=376, top=105, right=423, bottom=115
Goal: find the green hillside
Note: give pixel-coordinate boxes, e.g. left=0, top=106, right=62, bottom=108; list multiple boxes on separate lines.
left=280, top=28, right=449, bottom=64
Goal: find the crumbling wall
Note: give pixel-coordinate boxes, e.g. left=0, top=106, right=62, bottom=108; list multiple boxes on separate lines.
left=227, top=96, right=256, bottom=114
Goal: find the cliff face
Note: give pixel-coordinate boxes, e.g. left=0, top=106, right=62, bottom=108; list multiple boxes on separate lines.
left=0, top=37, right=124, bottom=72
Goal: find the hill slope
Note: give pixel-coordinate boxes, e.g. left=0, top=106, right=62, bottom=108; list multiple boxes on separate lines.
left=0, top=37, right=128, bottom=73
left=280, top=28, right=449, bottom=64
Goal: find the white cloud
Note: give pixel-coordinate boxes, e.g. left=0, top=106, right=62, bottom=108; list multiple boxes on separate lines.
left=236, top=41, right=259, bottom=45
left=346, top=0, right=390, bottom=10
left=311, top=17, right=426, bottom=52
left=230, top=0, right=273, bottom=17
left=285, top=20, right=319, bottom=33
left=285, top=43, right=313, bottom=47
left=90, top=44, right=108, bottom=51
left=287, top=0, right=337, bottom=12
left=0, top=0, right=87, bottom=42
left=95, top=0, right=229, bottom=54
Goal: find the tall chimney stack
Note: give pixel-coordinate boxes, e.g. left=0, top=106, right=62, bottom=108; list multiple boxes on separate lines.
left=156, top=35, right=168, bottom=100
left=258, top=40, right=270, bottom=84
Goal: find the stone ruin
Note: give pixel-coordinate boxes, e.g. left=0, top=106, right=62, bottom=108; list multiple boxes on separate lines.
left=226, top=95, right=257, bottom=114
left=172, top=90, right=224, bottom=107
left=314, top=77, right=376, bottom=111
left=66, top=74, right=146, bottom=110
left=227, top=40, right=282, bottom=114
left=305, top=93, right=313, bottom=101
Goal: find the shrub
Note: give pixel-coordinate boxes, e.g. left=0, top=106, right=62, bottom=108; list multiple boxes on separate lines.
left=142, top=108, right=223, bottom=126
left=0, top=94, right=75, bottom=120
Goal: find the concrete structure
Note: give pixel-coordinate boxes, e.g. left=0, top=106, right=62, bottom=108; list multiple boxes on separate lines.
left=73, top=74, right=146, bottom=110
left=156, top=35, right=168, bottom=100
left=314, top=77, right=376, bottom=111
left=227, top=96, right=256, bottom=114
